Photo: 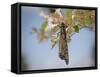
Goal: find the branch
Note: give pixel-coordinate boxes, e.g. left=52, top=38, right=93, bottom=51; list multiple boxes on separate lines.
left=70, top=24, right=95, bottom=37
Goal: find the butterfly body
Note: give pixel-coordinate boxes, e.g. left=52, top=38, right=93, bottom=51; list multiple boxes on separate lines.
left=59, top=23, right=69, bottom=65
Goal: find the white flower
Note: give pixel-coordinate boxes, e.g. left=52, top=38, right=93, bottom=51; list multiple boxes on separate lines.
left=45, top=21, right=58, bottom=32
left=72, top=15, right=75, bottom=20
left=40, top=8, right=64, bottom=32
left=55, top=8, right=63, bottom=17
left=40, top=11, right=45, bottom=17
left=66, top=27, right=69, bottom=32
left=45, top=16, right=58, bottom=32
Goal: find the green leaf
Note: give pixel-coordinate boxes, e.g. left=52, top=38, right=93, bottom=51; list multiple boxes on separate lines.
left=41, top=22, right=47, bottom=32
left=51, top=35, right=59, bottom=49
left=66, top=9, right=72, bottom=20
left=65, top=9, right=75, bottom=27
left=67, top=33, right=71, bottom=43
left=73, top=25, right=79, bottom=33
left=74, top=10, right=95, bottom=27
left=52, top=41, right=57, bottom=48
left=85, top=17, right=94, bottom=25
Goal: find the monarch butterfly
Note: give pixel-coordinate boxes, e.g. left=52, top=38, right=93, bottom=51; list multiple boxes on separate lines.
left=59, top=23, right=69, bottom=65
